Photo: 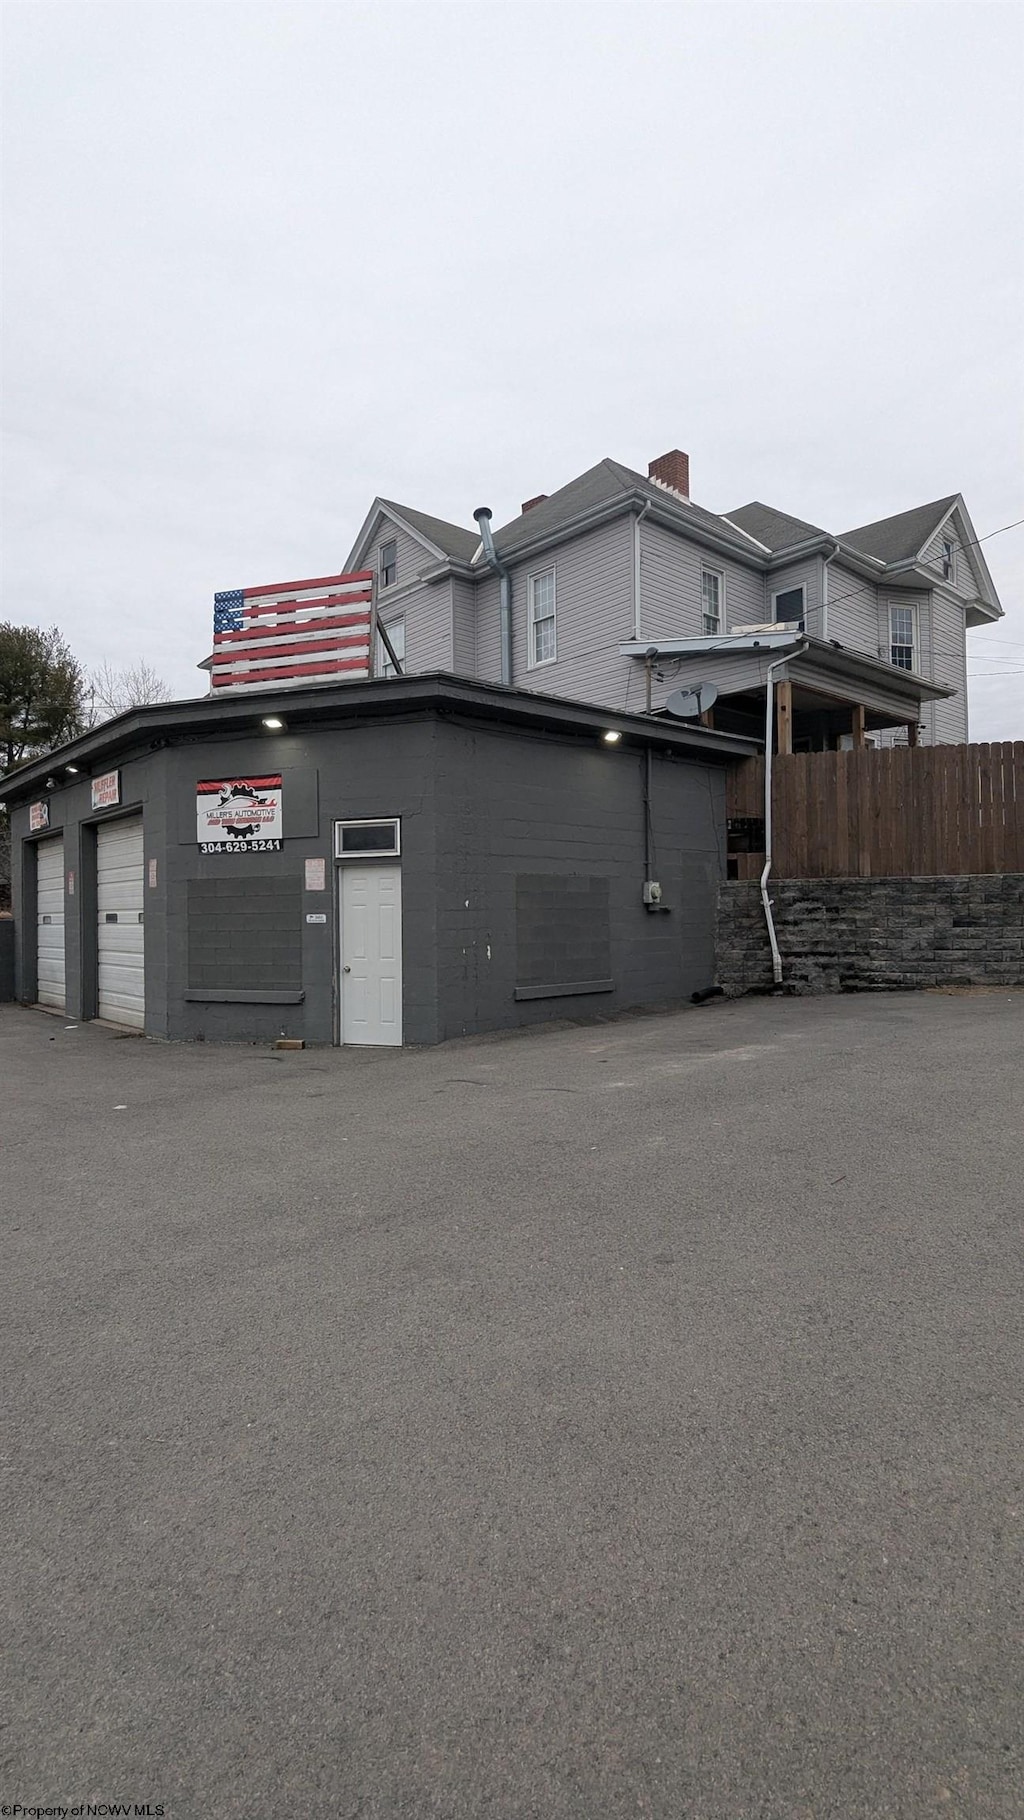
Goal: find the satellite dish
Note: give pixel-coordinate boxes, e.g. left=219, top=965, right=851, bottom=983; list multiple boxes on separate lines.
left=665, top=683, right=718, bottom=719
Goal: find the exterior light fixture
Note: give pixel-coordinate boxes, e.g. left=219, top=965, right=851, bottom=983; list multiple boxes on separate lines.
left=262, top=717, right=285, bottom=731
left=65, top=765, right=80, bottom=774
left=602, top=730, right=622, bottom=744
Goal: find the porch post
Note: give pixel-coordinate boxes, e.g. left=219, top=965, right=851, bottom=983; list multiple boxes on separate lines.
left=907, top=720, right=919, bottom=747
left=851, top=703, right=866, bottom=750
left=776, top=679, right=793, bottom=755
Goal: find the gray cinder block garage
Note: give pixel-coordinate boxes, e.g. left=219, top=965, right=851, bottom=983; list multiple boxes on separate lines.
left=1, top=675, right=756, bottom=1045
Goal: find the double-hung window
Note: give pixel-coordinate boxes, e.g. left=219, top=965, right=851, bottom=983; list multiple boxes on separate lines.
left=376, top=616, right=405, bottom=677
left=379, top=538, right=397, bottom=589
left=701, top=568, right=723, bottom=635
left=889, top=603, right=915, bottom=670
left=941, top=538, right=956, bottom=583
left=529, top=569, right=556, bottom=666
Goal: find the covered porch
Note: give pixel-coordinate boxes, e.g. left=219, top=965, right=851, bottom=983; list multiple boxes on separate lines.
left=619, top=633, right=952, bottom=752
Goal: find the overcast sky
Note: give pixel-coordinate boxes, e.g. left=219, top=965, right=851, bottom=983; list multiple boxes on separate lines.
left=3, top=2, right=1022, bottom=736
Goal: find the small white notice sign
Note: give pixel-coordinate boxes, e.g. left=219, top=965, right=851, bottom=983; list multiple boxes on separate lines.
left=305, top=857, right=326, bottom=891
left=148, top=858, right=158, bottom=889
left=305, top=912, right=327, bottom=924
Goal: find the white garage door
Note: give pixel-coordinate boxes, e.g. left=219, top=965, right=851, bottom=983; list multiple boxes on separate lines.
left=36, top=837, right=66, bottom=1011
left=97, top=817, right=145, bottom=1029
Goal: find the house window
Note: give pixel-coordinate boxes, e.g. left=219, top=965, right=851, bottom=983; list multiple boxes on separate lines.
left=379, top=539, right=397, bottom=589
left=941, top=538, right=955, bottom=583
left=889, top=603, right=915, bottom=670
left=701, top=568, right=723, bottom=635
left=376, top=616, right=405, bottom=677
left=772, top=585, right=806, bottom=629
left=529, top=569, right=556, bottom=666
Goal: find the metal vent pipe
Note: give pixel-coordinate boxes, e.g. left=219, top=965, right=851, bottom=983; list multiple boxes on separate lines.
left=474, top=507, right=513, bottom=686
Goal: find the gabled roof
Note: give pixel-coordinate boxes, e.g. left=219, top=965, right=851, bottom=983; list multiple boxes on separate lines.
left=839, top=495, right=959, bottom=564
left=725, top=502, right=829, bottom=552
left=376, top=499, right=480, bottom=565
left=490, top=458, right=759, bottom=561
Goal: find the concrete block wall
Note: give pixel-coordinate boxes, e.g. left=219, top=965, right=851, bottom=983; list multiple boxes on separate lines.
left=0, top=918, right=13, bottom=1001
left=717, top=876, right=1024, bottom=994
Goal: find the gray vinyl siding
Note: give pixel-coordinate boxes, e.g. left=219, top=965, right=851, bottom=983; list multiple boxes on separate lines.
left=371, top=519, right=432, bottom=595
left=639, top=520, right=764, bottom=642
left=921, top=515, right=981, bottom=605
left=827, top=565, right=882, bottom=660
left=451, top=579, right=476, bottom=677
left=381, top=578, right=452, bottom=675
left=767, top=560, right=821, bottom=634
left=509, top=518, right=635, bottom=707
left=929, top=593, right=968, bottom=743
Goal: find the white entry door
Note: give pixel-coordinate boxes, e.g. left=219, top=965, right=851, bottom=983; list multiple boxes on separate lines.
left=340, top=865, right=402, bottom=1045
left=96, top=816, right=145, bottom=1029
left=36, top=837, right=66, bottom=1011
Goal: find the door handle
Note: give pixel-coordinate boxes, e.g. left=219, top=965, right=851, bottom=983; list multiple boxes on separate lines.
left=343, top=965, right=351, bottom=973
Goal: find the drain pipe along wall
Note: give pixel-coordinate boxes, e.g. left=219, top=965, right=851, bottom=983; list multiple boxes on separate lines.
left=474, top=507, right=513, bottom=686
left=760, top=643, right=808, bottom=987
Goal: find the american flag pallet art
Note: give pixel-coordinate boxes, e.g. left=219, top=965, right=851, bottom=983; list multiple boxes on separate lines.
left=203, top=570, right=374, bottom=693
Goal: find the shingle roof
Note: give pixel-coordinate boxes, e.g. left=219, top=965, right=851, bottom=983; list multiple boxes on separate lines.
left=724, top=502, right=829, bottom=551
left=379, top=499, right=480, bottom=565
left=491, top=458, right=756, bottom=559
left=839, top=496, right=958, bottom=564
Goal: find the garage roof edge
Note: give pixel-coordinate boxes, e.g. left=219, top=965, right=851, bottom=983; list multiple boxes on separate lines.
left=0, top=673, right=759, bottom=801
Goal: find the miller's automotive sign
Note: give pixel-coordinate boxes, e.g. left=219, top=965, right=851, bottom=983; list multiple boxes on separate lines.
left=197, top=776, right=283, bottom=851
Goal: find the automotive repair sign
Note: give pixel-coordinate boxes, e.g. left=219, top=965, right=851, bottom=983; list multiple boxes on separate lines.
left=196, top=775, right=283, bottom=851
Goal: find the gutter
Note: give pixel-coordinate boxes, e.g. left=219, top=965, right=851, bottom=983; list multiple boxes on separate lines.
left=760, top=642, right=808, bottom=988
left=632, top=501, right=652, bottom=640
left=821, top=542, right=841, bottom=640
left=474, top=506, right=513, bottom=686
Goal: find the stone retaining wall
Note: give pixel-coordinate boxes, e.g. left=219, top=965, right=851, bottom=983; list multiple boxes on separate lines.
left=717, top=876, right=1024, bottom=994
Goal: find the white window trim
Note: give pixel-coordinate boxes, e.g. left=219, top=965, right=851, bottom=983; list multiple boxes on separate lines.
left=334, top=818, right=401, bottom=859
left=379, top=538, right=398, bottom=589
left=940, top=538, right=956, bottom=585
left=527, top=566, right=557, bottom=669
left=888, top=601, right=916, bottom=671
left=701, top=566, right=725, bottom=635
left=771, top=583, right=806, bottom=627
left=376, top=615, right=405, bottom=678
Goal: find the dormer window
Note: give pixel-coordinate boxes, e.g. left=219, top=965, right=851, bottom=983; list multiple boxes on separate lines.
left=379, top=538, right=397, bottom=589
left=941, top=538, right=955, bottom=583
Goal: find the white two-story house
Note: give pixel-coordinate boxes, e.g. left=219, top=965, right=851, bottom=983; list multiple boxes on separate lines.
left=345, top=448, right=1005, bottom=749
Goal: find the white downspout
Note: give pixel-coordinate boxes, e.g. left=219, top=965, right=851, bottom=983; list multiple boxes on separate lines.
left=760, top=642, right=809, bottom=987
left=632, top=502, right=651, bottom=641
left=821, top=542, right=840, bottom=641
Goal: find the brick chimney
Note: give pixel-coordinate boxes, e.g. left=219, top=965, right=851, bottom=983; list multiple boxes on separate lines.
left=521, top=493, right=549, bottom=514
left=648, top=449, right=690, bottom=498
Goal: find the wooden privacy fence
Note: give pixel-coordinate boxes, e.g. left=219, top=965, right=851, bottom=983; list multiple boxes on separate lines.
left=727, top=743, right=1024, bottom=879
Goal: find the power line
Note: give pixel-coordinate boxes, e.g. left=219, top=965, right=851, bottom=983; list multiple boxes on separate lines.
left=640, top=515, right=1024, bottom=655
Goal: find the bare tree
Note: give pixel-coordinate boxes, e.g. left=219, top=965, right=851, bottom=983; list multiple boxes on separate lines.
left=89, top=659, right=172, bottom=723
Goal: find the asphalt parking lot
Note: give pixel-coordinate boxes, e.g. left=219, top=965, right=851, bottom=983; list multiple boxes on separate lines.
left=2, top=990, right=1023, bottom=1820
